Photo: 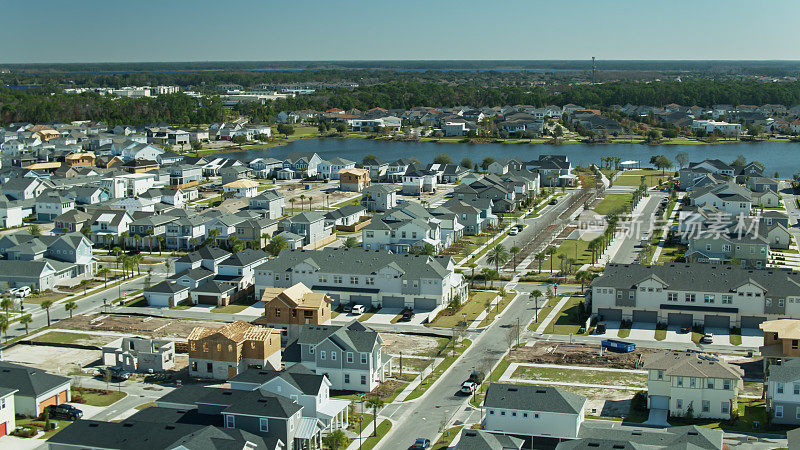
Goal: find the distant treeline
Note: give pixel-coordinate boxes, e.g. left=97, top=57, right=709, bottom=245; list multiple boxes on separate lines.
left=2, top=79, right=800, bottom=126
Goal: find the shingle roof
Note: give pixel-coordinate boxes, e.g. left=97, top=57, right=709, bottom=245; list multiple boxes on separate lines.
left=483, top=383, right=586, bottom=415
left=293, top=320, right=380, bottom=353
left=229, top=365, right=324, bottom=395
left=146, top=281, right=190, bottom=294
left=643, top=351, right=743, bottom=379
left=456, top=429, right=524, bottom=450
left=0, top=361, right=70, bottom=397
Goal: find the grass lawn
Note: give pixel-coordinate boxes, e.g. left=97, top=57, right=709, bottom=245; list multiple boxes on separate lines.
left=211, top=304, right=250, bottom=314
left=357, top=312, right=376, bottom=322
left=347, top=412, right=374, bottom=435
left=543, top=239, right=593, bottom=273
left=24, top=291, right=69, bottom=304
left=614, top=170, right=670, bottom=188
left=359, top=419, right=392, bottom=450
left=730, top=332, right=742, bottom=346
left=14, top=417, right=72, bottom=439
left=32, top=331, right=113, bottom=346
left=545, top=296, right=588, bottom=335
left=691, top=332, right=704, bottom=343
left=618, top=322, right=632, bottom=338
left=395, top=356, right=434, bottom=373
left=511, top=366, right=647, bottom=388
left=71, top=388, right=127, bottom=407
left=656, top=245, right=686, bottom=264
left=595, top=193, right=634, bottom=215
left=527, top=297, right=556, bottom=331
left=654, top=329, right=667, bottom=340
left=405, top=339, right=472, bottom=401
left=171, top=305, right=192, bottom=310
left=134, top=402, right=156, bottom=410
left=478, top=291, right=516, bottom=327
left=429, top=291, right=497, bottom=328
left=600, top=169, right=618, bottom=180
left=433, top=425, right=464, bottom=450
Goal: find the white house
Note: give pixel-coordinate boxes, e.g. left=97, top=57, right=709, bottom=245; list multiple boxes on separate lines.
left=482, top=383, right=586, bottom=439
left=143, top=281, right=191, bottom=307
left=223, top=179, right=260, bottom=198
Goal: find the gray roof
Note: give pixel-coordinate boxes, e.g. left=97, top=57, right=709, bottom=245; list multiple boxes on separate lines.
left=146, top=281, right=190, bottom=294
left=456, top=429, right=524, bottom=450
left=592, top=263, right=800, bottom=299
left=643, top=351, right=743, bottom=380
left=767, top=358, right=800, bottom=383
left=573, top=423, right=722, bottom=450
left=219, top=249, right=269, bottom=267
left=254, top=247, right=453, bottom=280
left=0, top=361, right=70, bottom=398
left=229, top=365, right=324, bottom=395
left=0, top=259, right=53, bottom=277
left=293, top=320, right=380, bottom=353
left=252, top=189, right=284, bottom=201
left=483, top=383, right=586, bottom=415
left=193, top=280, right=235, bottom=295
left=169, top=268, right=215, bottom=282
left=325, top=204, right=366, bottom=221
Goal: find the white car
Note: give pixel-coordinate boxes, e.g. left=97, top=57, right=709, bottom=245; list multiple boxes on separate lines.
left=13, top=286, right=31, bottom=298
left=508, top=228, right=518, bottom=236
left=460, top=381, right=477, bottom=394
left=350, top=304, right=365, bottom=315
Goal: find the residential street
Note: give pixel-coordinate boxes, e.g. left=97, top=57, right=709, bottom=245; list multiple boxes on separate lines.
left=609, top=190, right=667, bottom=264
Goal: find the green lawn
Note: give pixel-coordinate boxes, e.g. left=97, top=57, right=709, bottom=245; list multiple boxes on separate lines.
left=210, top=304, right=250, bottom=314
left=527, top=297, right=556, bottom=331
left=71, top=388, right=127, bottom=407
left=24, top=292, right=69, bottom=304
left=14, top=417, right=73, bottom=439
left=510, top=366, right=647, bottom=388
left=433, top=425, right=464, bottom=449
left=359, top=419, right=392, bottom=450
left=614, top=170, right=670, bottom=187
left=618, top=322, right=632, bottom=338
left=654, top=329, right=667, bottom=340
left=595, top=193, right=634, bottom=215
left=478, top=291, right=516, bottom=327
left=542, top=239, right=594, bottom=273
left=730, top=332, right=742, bottom=346
left=347, top=412, right=374, bottom=435
left=545, top=296, right=588, bottom=335
left=429, top=291, right=497, bottom=328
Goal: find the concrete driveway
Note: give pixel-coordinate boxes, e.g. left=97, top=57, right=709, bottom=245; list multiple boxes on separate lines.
left=741, top=328, right=764, bottom=347
left=664, top=326, right=693, bottom=343
left=706, top=328, right=730, bottom=346
left=364, top=308, right=402, bottom=325
left=598, top=321, right=621, bottom=338
left=628, top=323, right=656, bottom=340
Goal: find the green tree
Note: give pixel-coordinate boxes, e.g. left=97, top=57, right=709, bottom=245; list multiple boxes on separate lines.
left=29, top=224, right=41, bottom=236
left=0, top=316, right=7, bottom=342
left=676, top=151, right=689, bottom=169
left=481, top=157, right=495, bottom=171
left=207, top=228, right=221, bottom=246
left=344, top=237, right=359, bottom=248
left=546, top=247, right=557, bottom=273
left=460, top=157, right=473, bottom=169
left=266, top=235, right=289, bottom=257
left=276, top=124, right=295, bottom=137
left=535, top=252, right=546, bottom=274
left=487, top=244, right=509, bottom=279
left=650, top=155, right=673, bottom=175
left=0, top=297, right=12, bottom=319
left=732, top=154, right=747, bottom=166
left=97, top=267, right=110, bottom=288
left=20, top=314, right=32, bottom=335
left=366, top=396, right=385, bottom=436
left=64, top=301, right=77, bottom=318
left=509, top=246, right=520, bottom=271
left=41, top=300, right=54, bottom=326
left=322, top=429, right=348, bottom=450
left=433, top=153, right=452, bottom=165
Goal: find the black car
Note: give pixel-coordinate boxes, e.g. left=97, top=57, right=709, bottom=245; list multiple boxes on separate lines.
left=549, top=198, right=558, bottom=205
left=46, top=404, right=83, bottom=420
left=400, top=309, right=414, bottom=321
left=98, top=366, right=131, bottom=382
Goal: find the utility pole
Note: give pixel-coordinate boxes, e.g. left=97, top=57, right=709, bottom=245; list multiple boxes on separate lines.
left=591, top=57, right=596, bottom=84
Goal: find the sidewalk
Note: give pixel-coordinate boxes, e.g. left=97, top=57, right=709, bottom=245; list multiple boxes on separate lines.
left=394, top=357, right=443, bottom=402
left=533, top=296, right=569, bottom=334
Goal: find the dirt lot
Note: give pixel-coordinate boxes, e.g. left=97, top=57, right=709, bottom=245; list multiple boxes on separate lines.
left=55, top=313, right=230, bottom=340
left=380, top=333, right=449, bottom=357
left=509, top=343, right=662, bottom=370
left=3, top=344, right=101, bottom=371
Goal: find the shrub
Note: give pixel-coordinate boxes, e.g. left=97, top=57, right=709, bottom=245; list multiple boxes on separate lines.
left=12, top=428, right=37, bottom=438
left=631, top=391, right=647, bottom=412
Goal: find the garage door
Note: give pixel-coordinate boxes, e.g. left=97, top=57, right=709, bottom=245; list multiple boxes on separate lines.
left=328, top=294, right=341, bottom=308
left=414, top=297, right=438, bottom=311
left=668, top=313, right=693, bottom=327
left=58, top=390, right=67, bottom=404
left=349, top=295, right=372, bottom=307
left=597, top=308, right=622, bottom=322
left=382, top=296, right=405, bottom=309
left=741, top=316, right=766, bottom=329
left=705, top=315, right=730, bottom=330
left=39, top=395, right=57, bottom=411
left=197, top=295, right=218, bottom=305
left=0, top=421, right=6, bottom=438
left=633, top=310, right=658, bottom=323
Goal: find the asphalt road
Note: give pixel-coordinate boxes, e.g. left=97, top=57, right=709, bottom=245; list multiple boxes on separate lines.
left=610, top=191, right=667, bottom=264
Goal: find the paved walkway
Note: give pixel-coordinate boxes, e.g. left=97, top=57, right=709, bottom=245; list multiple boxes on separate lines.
left=532, top=296, right=570, bottom=334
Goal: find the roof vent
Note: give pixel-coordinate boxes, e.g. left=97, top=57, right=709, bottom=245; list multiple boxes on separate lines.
left=165, top=425, right=175, bottom=430
left=465, top=431, right=477, bottom=437
left=123, top=423, right=134, bottom=427
left=223, top=391, right=232, bottom=396
left=258, top=399, right=268, bottom=403
left=535, top=389, right=546, bottom=394
left=631, top=432, right=642, bottom=436
left=89, top=423, right=99, bottom=428
left=588, top=444, right=600, bottom=448
left=688, top=431, right=698, bottom=436
left=613, top=446, right=625, bottom=449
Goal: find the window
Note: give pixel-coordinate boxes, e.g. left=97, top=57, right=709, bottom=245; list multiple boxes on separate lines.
left=722, top=295, right=732, bottom=304
left=657, top=370, right=663, bottom=380
left=677, top=377, right=684, bottom=387
left=702, top=401, right=710, bottom=412
left=668, top=292, right=678, bottom=302
left=361, top=353, right=368, bottom=364
left=366, top=277, right=374, bottom=285
left=676, top=399, right=683, bottom=409
left=795, top=383, right=800, bottom=395
left=523, top=413, right=528, bottom=418
left=309, top=347, right=315, bottom=355
left=704, top=294, right=715, bottom=303
left=512, top=412, right=517, bottom=417
left=275, top=307, right=280, bottom=318
left=347, top=352, right=353, bottom=363
left=206, top=362, right=212, bottom=372
left=190, top=342, right=196, bottom=351
left=320, top=350, right=326, bottom=360
left=707, top=379, right=715, bottom=389
left=685, top=294, right=696, bottom=302
left=344, top=374, right=350, bottom=384
left=319, top=275, right=328, bottom=283
left=331, top=351, right=337, bottom=360
left=778, top=382, right=784, bottom=394
left=776, top=405, right=784, bottom=418
left=724, top=379, right=731, bottom=390
left=617, top=292, right=622, bottom=299
left=690, top=377, right=696, bottom=388
left=191, top=361, right=197, bottom=371
left=794, top=340, right=799, bottom=350
left=779, top=299, right=785, bottom=307
left=333, top=275, right=342, bottom=284
left=722, top=402, right=730, bottom=414
left=361, top=375, right=367, bottom=385
left=350, top=276, right=359, bottom=285
left=489, top=410, right=494, bottom=415
left=259, top=418, right=269, bottom=432
left=225, top=415, right=235, bottom=428
left=796, top=407, right=800, bottom=420
left=500, top=411, right=505, bottom=416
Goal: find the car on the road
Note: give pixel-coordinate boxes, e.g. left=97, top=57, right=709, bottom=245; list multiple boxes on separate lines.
left=460, top=381, right=477, bottom=395
left=400, top=308, right=414, bottom=322
left=97, top=366, right=131, bottom=382
left=350, top=304, right=365, bottom=315
left=700, top=333, right=714, bottom=344
left=515, top=224, right=524, bottom=231
left=45, top=404, right=83, bottom=420
left=549, top=198, right=558, bottom=205
left=410, top=438, right=431, bottom=449
left=508, top=228, right=518, bottom=236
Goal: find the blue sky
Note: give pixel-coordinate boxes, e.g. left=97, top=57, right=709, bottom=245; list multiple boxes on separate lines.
left=3, top=0, right=799, bottom=63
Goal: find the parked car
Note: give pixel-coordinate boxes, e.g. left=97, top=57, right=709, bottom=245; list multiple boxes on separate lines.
left=508, top=228, right=518, bottom=236
left=410, top=438, right=431, bottom=449
left=400, top=308, right=414, bottom=322
left=342, top=303, right=353, bottom=313
left=700, top=333, right=714, bottom=344
left=350, top=304, right=365, bottom=315
left=97, top=366, right=131, bottom=382
left=12, top=286, right=31, bottom=298
left=460, top=381, right=478, bottom=395
left=45, top=404, right=83, bottom=420
left=549, top=198, right=558, bottom=205
left=515, top=224, right=524, bottom=231
left=679, top=326, right=691, bottom=334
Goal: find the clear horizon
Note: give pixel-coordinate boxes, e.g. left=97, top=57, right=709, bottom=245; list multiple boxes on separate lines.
left=3, top=0, right=799, bottom=64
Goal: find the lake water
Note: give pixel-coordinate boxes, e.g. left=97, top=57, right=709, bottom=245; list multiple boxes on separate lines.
left=219, top=139, right=800, bottom=178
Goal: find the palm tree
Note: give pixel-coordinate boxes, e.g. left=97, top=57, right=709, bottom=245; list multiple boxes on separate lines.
left=133, top=254, right=144, bottom=275
left=289, top=197, right=296, bottom=213
left=487, top=244, right=509, bottom=277
left=299, top=194, right=306, bottom=211
left=509, top=246, right=520, bottom=271
left=132, top=234, right=141, bottom=251
left=535, top=252, right=545, bottom=274
left=64, top=301, right=77, bottom=318
left=208, top=228, right=221, bottom=247
left=266, top=235, right=289, bottom=257
left=546, top=247, right=557, bottom=273
left=97, top=267, right=110, bottom=288
left=260, top=233, right=270, bottom=249
left=120, top=231, right=129, bottom=251
left=322, top=429, right=348, bottom=450
left=189, top=238, right=199, bottom=250
left=20, top=314, right=32, bottom=335
left=157, top=236, right=165, bottom=255
left=0, top=297, right=12, bottom=319
left=41, top=300, right=54, bottom=326
left=112, top=246, right=122, bottom=268
left=145, top=228, right=154, bottom=252
left=0, top=316, right=7, bottom=342
left=366, top=396, right=385, bottom=436
left=344, top=237, right=360, bottom=248
left=468, top=263, right=478, bottom=288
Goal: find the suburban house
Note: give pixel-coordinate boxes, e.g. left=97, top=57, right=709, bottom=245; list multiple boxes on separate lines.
left=644, top=351, right=743, bottom=420
left=280, top=152, right=323, bottom=179
left=318, top=157, right=356, bottom=180
left=324, top=204, right=366, bottom=229
left=765, top=358, right=800, bottom=425
left=88, top=209, right=133, bottom=247
left=254, top=247, right=466, bottom=314
left=249, top=189, right=286, bottom=219
left=0, top=361, right=71, bottom=417
left=53, top=209, right=92, bottom=234
left=590, top=263, right=800, bottom=330
left=165, top=216, right=207, bottom=250
left=482, top=383, right=587, bottom=439
left=362, top=157, right=389, bottom=180
left=0, top=232, right=96, bottom=290
left=0, top=388, right=15, bottom=439
left=102, top=337, right=176, bottom=372
left=361, top=202, right=443, bottom=253
left=454, top=429, right=523, bottom=450
left=35, top=191, right=75, bottom=221
left=339, top=167, right=370, bottom=192
left=188, top=321, right=281, bottom=380
left=361, top=184, right=398, bottom=212
left=223, top=178, right=260, bottom=198
left=228, top=365, right=350, bottom=432
left=526, top=155, right=575, bottom=186
left=143, top=280, right=190, bottom=307
left=688, top=181, right=753, bottom=217
left=277, top=212, right=331, bottom=248
left=283, top=321, right=392, bottom=392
